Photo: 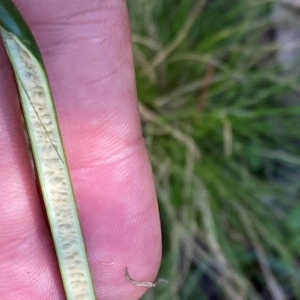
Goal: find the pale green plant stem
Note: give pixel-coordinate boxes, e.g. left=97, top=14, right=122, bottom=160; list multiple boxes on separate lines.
left=0, top=27, right=96, bottom=300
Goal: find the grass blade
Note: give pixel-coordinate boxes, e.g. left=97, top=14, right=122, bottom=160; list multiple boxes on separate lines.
left=0, top=1, right=96, bottom=299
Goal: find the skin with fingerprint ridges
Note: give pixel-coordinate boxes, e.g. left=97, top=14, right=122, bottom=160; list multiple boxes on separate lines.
left=0, top=0, right=162, bottom=299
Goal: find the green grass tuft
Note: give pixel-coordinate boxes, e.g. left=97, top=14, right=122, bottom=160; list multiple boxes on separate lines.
left=128, top=0, right=300, bottom=299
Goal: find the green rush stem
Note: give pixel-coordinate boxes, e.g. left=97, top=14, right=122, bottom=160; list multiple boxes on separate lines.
left=0, top=15, right=96, bottom=300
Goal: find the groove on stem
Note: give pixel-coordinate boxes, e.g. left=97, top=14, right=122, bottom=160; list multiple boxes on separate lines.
left=0, top=26, right=96, bottom=300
